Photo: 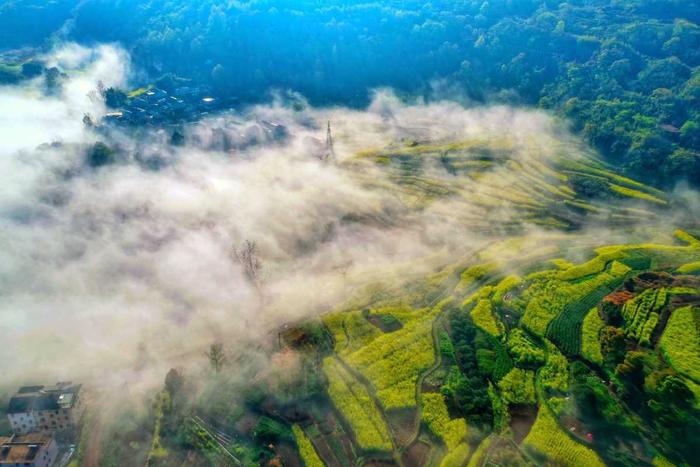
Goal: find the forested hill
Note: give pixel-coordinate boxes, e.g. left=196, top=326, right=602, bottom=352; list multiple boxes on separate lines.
left=1, top=0, right=700, bottom=187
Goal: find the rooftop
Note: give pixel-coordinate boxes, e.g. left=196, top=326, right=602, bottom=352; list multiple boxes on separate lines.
left=7, top=382, right=81, bottom=414
left=0, top=433, right=53, bottom=464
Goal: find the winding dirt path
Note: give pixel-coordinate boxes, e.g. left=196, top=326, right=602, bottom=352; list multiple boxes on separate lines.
left=82, top=416, right=104, bottom=467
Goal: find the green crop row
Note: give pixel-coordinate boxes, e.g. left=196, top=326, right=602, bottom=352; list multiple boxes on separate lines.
left=421, top=392, right=468, bottom=450
left=652, top=456, right=678, bottom=467
left=678, top=261, right=700, bottom=274
left=550, top=258, right=575, bottom=270
left=476, top=333, right=513, bottom=381
left=487, top=384, right=509, bottom=433
left=523, top=405, right=605, bottom=467
left=292, top=425, right=324, bottom=467
left=322, top=357, right=392, bottom=451
left=540, top=340, right=569, bottom=397
left=638, top=312, right=659, bottom=346
left=467, top=436, right=493, bottom=467
left=556, top=256, right=607, bottom=281
left=623, top=288, right=667, bottom=342
left=343, top=299, right=451, bottom=410
left=593, top=240, right=700, bottom=271
left=523, top=260, right=628, bottom=337
left=660, top=306, right=700, bottom=384
left=323, top=310, right=380, bottom=355
left=439, top=442, right=471, bottom=467
left=506, top=329, right=545, bottom=367
left=674, top=229, right=700, bottom=246
left=670, top=287, right=700, bottom=294
left=470, top=299, right=504, bottom=337
left=609, top=183, right=667, bottom=205
left=497, top=368, right=536, bottom=405
left=543, top=263, right=627, bottom=354
left=581, top=308, right=604, bottom=364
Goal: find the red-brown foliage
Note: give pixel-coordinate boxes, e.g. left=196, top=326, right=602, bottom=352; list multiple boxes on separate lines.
left=604, top=290, right=634, bottom=305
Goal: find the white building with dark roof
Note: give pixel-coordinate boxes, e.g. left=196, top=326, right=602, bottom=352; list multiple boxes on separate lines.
left=6, top=382, right=83, bottom=435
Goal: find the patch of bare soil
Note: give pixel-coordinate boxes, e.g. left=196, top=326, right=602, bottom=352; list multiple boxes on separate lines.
left=509, top=405, right=537, bottom=444
left=385, top=407, right=417, bottom=447
left=401, top=440, right=431, bottom=467
left=82, top=419, right=103, bottom=467
left=364, top=460, right=398, bottom=467
left=273, top=442, right=302, bottom=467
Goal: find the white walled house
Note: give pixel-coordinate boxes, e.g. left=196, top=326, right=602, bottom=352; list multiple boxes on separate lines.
left=6, top=382, right=83, bottom=435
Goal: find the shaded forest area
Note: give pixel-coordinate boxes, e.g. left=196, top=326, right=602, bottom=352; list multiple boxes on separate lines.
left=1, top=0, right=699, bottom=186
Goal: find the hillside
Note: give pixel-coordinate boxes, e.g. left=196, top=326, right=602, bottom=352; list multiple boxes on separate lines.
left=2, top=2, right=700, bottom=466
left=308, top=228, right=700, bottom=467
left=86, top=135, right=700, bottom=467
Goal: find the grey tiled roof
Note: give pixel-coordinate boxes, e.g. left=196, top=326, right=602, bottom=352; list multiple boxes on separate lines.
left=7, top=383, right=81, bottom=414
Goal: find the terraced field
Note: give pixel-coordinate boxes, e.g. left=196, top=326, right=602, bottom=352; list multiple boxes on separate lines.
left=299, top=226, right=700, bottom=466
left=268, top=138, right=700, bottom=467
left=346, top=136, right=667, bottom=232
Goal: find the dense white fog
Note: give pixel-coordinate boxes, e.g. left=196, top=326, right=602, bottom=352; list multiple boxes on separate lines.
left=0, top=44, right=671, bottom=397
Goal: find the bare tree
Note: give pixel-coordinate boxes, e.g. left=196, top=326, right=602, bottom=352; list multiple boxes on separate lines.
left=205, top=343, right=226, bottom=373
left=96, top=80, right=106, bottom=98
left=233, top=240, right=262, bottom=287
left=318, top=120, right=336, bottom=163
left=82, top=113, right=95, bottom=128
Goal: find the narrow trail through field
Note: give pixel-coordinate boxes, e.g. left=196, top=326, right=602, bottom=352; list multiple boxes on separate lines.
left=83, top=416, right=104, bottom=467
left=403, top=245, right=565, bottom=456
left=401, top=245, right=500, bottom=453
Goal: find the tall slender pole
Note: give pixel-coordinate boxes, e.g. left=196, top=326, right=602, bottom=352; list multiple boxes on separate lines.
left=325, top=120, right=335, bottom=163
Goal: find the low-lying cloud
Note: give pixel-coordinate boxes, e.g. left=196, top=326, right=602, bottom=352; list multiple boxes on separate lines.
left=0, top=44, right=673, bottom=397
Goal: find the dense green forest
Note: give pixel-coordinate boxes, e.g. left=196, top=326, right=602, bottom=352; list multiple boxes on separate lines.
left=1, top=0, right=699, bottom=187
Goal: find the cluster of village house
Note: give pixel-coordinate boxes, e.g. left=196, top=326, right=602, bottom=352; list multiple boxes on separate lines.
left=1, top=383, right=83, bottom=467
left=103, top=86, right=219, bottom=126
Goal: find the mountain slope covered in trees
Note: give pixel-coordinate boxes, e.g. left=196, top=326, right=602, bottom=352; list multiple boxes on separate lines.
left=1, top=0, right=699, bottom=187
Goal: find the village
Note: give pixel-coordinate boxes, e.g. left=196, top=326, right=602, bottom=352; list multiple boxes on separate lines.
left=0, top=382, right=83, bottom=467
left=100, top=83, right=223, bottom=127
